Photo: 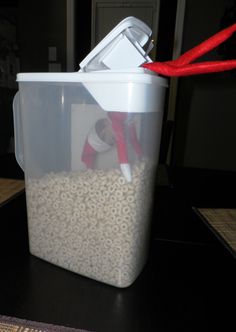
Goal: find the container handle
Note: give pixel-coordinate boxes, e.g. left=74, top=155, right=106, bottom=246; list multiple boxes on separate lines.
left=13, top=91, right=24, bottom=171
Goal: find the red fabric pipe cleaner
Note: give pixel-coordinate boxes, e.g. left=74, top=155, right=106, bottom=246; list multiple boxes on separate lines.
left=142, top=23, right=236, bottom=76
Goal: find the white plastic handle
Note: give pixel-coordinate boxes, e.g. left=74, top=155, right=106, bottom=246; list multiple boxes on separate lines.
left=13, top=91, right=24, bottom=171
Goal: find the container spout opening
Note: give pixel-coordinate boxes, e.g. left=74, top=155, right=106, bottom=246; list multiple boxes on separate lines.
left=79, top=17, right=157, bottom=182
left=79, top=16, right=154, bottom=73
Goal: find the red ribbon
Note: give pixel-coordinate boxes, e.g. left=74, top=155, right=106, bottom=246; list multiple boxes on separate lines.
left=142, top=23, right=236, bottom=76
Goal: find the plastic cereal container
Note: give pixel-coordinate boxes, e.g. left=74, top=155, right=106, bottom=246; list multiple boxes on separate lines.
left=13, top=17, right=167, bottom=287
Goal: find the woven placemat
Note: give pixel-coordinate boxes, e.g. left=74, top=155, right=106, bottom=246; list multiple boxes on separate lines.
left=0, top=178, right=25, bottom=207
left=0, top=315, right=92, bottom=332
left=196, top=208, right=236, bottom=254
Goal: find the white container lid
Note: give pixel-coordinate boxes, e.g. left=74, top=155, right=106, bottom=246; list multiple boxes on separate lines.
left=17, top=16, right=156, bottom=83
left=79, top=16, right=153, bottom=72
left=16, top=17, right=168, bottom=113
left=16, top=68, right=167, bottom=86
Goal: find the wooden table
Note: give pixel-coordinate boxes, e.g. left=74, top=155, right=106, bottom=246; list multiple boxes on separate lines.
left=0, top=178, right=25, bottom=207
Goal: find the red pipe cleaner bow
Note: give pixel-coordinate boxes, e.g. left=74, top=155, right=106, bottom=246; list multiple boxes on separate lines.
left=142, top=23, right=236, bottom=76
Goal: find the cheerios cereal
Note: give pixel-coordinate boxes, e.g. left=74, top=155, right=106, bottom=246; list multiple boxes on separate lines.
left=26, top=160, right=156, bottom=287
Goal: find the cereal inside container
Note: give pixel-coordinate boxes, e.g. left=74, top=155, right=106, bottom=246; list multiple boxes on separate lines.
left=13, top=17, right=167, bottom=287
left=26, top=161, right=155, bottom=287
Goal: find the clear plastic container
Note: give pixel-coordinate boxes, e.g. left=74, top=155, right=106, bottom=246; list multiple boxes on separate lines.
left=13, top=17, right=167, bottom=287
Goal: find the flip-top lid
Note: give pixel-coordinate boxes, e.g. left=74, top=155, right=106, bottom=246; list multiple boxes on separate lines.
left=79, top=16, right=153, bottom=72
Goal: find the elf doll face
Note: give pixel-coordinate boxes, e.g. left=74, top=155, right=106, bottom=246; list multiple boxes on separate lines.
left=95, top=118, right=115, bottom=146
